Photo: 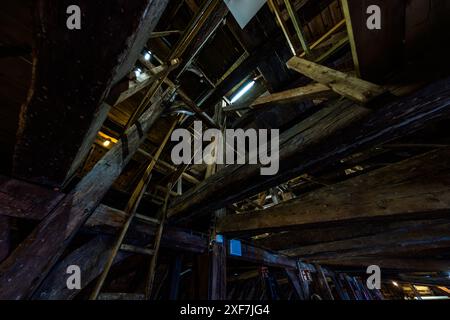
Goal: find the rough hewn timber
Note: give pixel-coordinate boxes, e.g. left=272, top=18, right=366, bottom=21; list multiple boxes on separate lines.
left=321, top=258, right=450, bottom=272
left=209, top=241, right=227, bottom=300
left=286, top=56, right=387, bottom=104
left=0, top=89, right=170, bottom=300
left=32, top=235, right=129, bottom=300
left=168, top=77, right=450, bottom=222
left=13, top=0, right=169, bottom=187
left=282, top=219, right=450, bottom=260
left=217, top=149, right=450, bottom=235
left=256, top=217, right=450, bottom=252
left=223, top=83, right=334, bottom=112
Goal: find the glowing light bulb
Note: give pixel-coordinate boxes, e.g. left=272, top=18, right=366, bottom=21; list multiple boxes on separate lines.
left=103, top=140, right=111, bottom=147
left=144, top=51, right=152, bottom=61
left=392, top=281, right=399, bottom=287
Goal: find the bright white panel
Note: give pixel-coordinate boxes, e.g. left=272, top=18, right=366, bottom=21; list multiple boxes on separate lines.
left=224, top=0, right=267, bottom=29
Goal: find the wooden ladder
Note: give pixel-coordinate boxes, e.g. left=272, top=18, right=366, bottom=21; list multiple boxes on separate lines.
left=89, top=119, right=178, bottom=300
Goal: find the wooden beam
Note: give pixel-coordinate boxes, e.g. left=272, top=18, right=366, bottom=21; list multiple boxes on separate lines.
left=110, top=62, right=176, bottom=106
left=32, top=235, right=128, bottom=300
left=217, top=148, right=450, bottom=235
left=0, top=88, right=171, bottom=299
left=168, top=255, right=183, bottom=300
left=12, top=0, right=169, bottom=187
left=209, top=241, right=227, bottom=300
left=321, top=258, right=450, bottom=272
left=341, top=0, right=405, bottom=81
left=286, top=56, right=387, bottom=104
left=168, top=77, right=450, bottom=222
left=256, top=217, right=450, bottom=251
left=282, top=220, right=450, bottom=260
left=149, top=30, right=182, bottom=38
left=284, top=0, right=311, bottom=55
left=230, top=241, right=298, bottom=269
left=224, top=83, right=334, bottom=112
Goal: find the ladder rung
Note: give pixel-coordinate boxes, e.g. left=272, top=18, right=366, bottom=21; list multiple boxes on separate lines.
left=135, top=214, right=160, bottom=225
left=120, top=244, right=155, bottom=256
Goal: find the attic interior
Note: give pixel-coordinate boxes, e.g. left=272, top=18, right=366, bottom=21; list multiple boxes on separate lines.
left=1, top=0, right=450, bottom=301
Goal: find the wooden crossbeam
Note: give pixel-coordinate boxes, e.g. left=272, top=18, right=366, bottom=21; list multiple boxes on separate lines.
left=281, top=219, right=450, bottom=260
left=286, top=56, right=387, bottom=104
left=321, top=258, right=450, bottom=272
left=12, top=0, right=169, bottom=187
left=110, top=62, right=178, bottom=107
left=224, top=83, right=333, bottom=112
left=0, top=87, right=171, bottom=299
left=217, top=148, right=450, bottom=235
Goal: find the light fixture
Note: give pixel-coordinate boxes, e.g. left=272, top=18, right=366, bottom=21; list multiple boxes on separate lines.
left=392, top=281, right=399, bottom=287
left=144, top=51, right=152, bottom=61
left=230, top=80, right=255, bottom=104
left=134, top=68, right=142, bottom=77
left=103, top=139, right=111, bottom=147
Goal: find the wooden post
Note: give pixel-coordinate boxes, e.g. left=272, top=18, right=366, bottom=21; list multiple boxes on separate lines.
left=268, top=0, right=296, bottom=55
left=209, top=239, right=227, bottom=300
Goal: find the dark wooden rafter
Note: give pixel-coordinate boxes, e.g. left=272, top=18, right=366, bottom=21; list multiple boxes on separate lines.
left=321, top=257, right=450, bottom=272
left=168, top=77, right=450, bottom=222
left=281, top=219, right=450, bottom=260
left=217, top=148, right=450, bottom=235
left=13, top=0, right=169, bottom=188
left=0, top=87, right=172, bottom=299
